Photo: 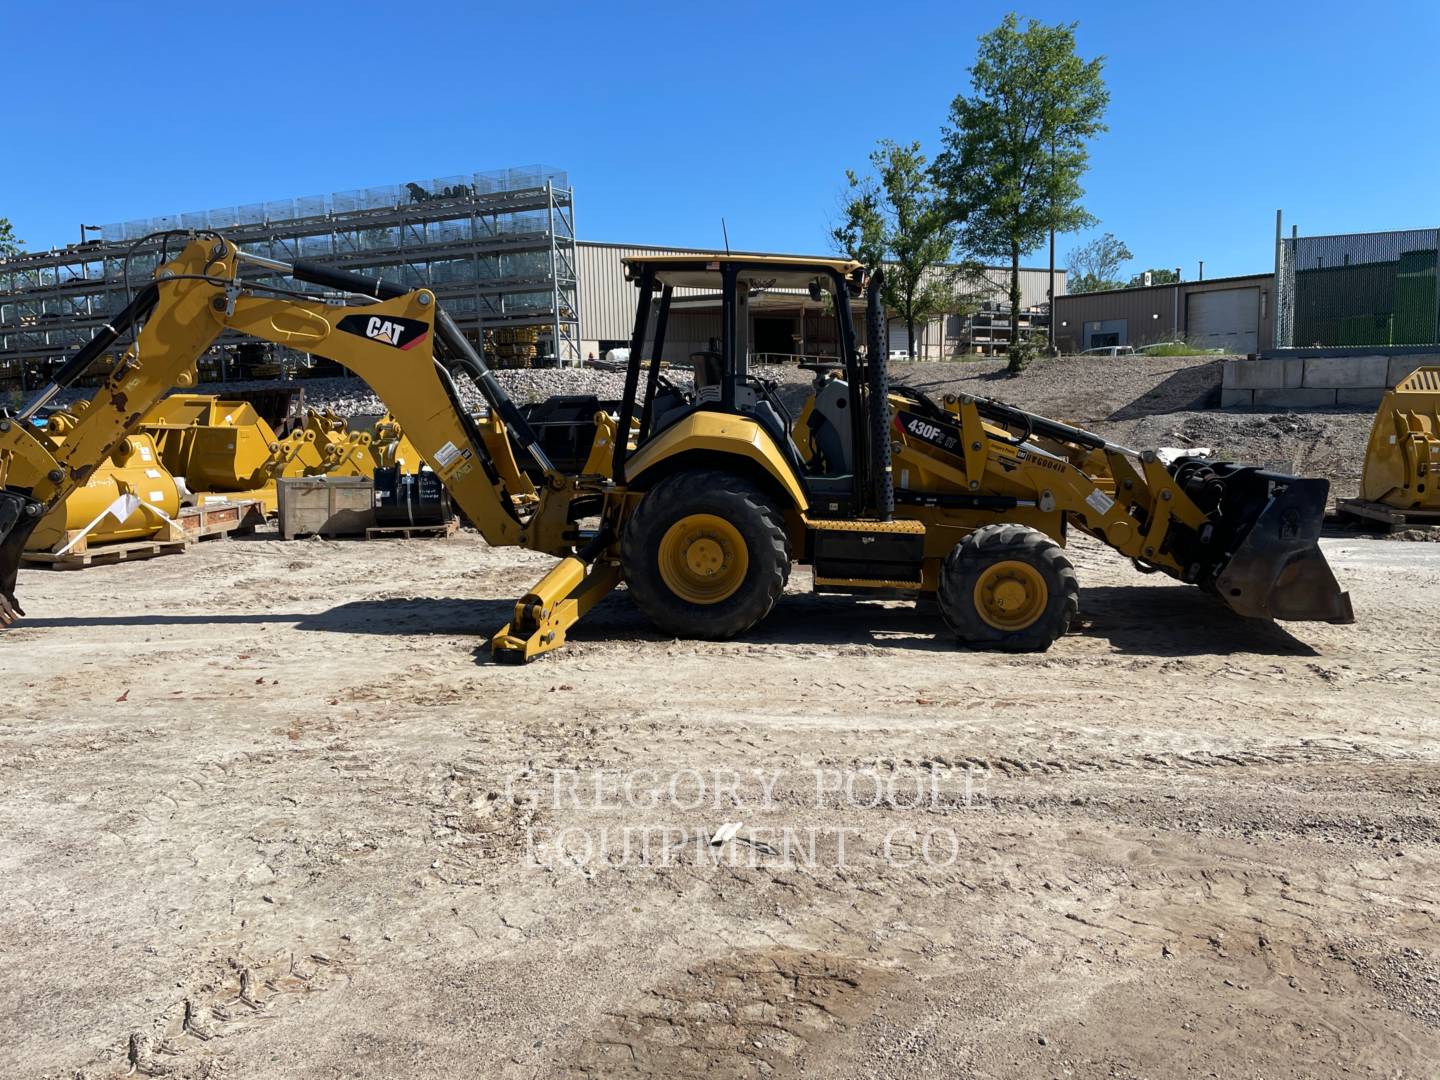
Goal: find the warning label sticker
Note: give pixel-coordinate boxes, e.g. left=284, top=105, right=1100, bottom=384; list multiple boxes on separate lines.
left=434, top=441, right=461, bottom=468
left=1085, top=488, right=1115, bottom=516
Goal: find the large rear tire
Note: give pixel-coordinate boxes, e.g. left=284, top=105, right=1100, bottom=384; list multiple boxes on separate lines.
left=938, top=524, right=1079, bottom=652
left=621, top=470, right=791, bottom=640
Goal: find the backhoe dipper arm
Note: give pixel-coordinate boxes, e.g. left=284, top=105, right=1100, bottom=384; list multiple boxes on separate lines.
left=0, top=236, right=551, bottom=625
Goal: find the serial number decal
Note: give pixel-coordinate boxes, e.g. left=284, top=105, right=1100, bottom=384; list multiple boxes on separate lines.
left=1026, top=453, right=1067, bottom=473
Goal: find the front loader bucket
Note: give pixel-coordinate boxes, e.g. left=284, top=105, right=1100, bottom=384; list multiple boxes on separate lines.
left=1212, top=474, right=1354, bottom=624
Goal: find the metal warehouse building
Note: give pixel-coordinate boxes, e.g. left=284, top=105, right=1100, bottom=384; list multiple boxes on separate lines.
left=577, top=241, right=1063, bottom=363
left=0, top=167, right=580, bottom=389
left=0, top=168, right=1067, bottom=391
left=1053, top=273, right=1274, bottom=355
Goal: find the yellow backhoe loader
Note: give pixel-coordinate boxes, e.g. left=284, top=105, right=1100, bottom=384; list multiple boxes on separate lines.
left=0, top=234, right=1352, bottom=660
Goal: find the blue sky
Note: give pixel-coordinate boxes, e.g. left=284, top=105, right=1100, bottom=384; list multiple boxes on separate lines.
left=4, top=0, right=1436, bottom=279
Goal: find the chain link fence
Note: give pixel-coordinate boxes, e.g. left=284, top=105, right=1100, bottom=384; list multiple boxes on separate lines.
left=1276, top=227, right=1440, bottom=348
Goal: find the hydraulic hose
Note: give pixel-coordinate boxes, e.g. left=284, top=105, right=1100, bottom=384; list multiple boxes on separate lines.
left=18, top=283, right=160, bottom=421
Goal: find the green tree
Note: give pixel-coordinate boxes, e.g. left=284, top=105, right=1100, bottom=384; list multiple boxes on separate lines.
left=0, top=217, right=22, bottom=258
left=1127, top=267, right=1178, bottom=288
left=934, top=13, right=1109, bottom=371
left=833, top=139, right=958, bottom=360
left=1067, top=232, right=1131, bottom=293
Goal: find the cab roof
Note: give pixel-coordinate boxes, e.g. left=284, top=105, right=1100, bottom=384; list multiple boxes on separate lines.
left=622, top=253, right=865, bottom=290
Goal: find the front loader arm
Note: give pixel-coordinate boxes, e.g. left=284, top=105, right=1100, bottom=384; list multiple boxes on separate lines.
left=916, top=390, right=1351, bottom=624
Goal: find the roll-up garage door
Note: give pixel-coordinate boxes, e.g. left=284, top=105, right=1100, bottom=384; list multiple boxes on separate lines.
left=1187, top=288, right=1259, bottom=353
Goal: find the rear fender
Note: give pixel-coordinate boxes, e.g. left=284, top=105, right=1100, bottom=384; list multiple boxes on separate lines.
left=623, top=411, right=809, bottom=513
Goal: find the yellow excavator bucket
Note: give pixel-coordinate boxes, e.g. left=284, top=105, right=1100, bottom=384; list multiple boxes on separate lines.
left=138, top=395, right=390, bottom=511
left=1359, top=366, right=1440, bottom=509
left=141, top=394, right=282, bottom=496
left=25, top=430, right=181, bottom=551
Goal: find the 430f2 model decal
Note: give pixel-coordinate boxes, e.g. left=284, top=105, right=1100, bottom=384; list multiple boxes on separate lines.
left=895, top=410, right=961, bottom=455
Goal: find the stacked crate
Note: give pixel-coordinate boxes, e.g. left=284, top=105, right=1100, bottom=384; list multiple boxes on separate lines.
left=492, top=325, right=540, bottom=368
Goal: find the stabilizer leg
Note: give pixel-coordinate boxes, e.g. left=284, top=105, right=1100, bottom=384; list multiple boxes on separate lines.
left=490, top=556, right=622, bottom=663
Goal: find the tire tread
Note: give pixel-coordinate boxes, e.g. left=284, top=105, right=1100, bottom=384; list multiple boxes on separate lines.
left=938, top=523, right=1079, bottom=652
left=620, top=469, right=790, bottom=640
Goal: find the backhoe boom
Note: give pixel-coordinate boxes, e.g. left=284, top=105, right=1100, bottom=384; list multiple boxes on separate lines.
left=0, top=235, right=590, bottom=625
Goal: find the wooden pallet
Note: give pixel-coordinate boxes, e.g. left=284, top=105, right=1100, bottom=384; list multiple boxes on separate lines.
left=22, top=537, right=188, bottom=570
left=364, top=518, right=459, bottom=541
left=180, top=499, right=267, bottom=541
left=1336, top=498, right=1440, bottom=531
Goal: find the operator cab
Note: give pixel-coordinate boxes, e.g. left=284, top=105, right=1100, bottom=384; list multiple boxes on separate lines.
left=615, top=255, right=872, bottom=512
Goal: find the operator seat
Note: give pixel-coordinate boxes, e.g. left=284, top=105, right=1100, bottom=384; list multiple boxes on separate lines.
left=692, top=350, right=723, bottom=403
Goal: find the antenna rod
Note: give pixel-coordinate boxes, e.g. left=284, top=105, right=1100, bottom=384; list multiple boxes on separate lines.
left=721, top=218, right=730, bottom=255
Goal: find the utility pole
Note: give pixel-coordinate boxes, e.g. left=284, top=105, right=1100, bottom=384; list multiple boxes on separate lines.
left=1046, top=142, right=1057, bottom=352
left=1273, top=210, right=1284, bottom=348
left=1047, top=227, right=1056, bottom=350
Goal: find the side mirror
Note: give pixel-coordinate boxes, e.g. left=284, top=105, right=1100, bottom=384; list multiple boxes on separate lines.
left=808, top=280, right=823, bottom=303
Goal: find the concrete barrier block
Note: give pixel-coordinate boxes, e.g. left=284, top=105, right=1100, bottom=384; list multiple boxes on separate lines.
left=1222, top=358, right=1285, bottom=389
left=1303, top=354, right=1388, bottom=388
left=1220, top=388, right=1254, bottom=408
left=1387, top=355, right=1440, bottom=386
left=1336, top=387, right=1386, bottom=408
left=1255, top=388, right=1337, bottom=408
left=1284, top=358, right=1305, bottom=388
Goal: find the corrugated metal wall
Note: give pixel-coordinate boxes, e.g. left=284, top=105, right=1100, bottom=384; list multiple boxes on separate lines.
left=1052, top=274, right=1274, bottom=353
left=578, top=243, right=725, bottom=344
left=577, top=242, right=1066, bottom=357
left=966, top=265, right=1065, bottom=310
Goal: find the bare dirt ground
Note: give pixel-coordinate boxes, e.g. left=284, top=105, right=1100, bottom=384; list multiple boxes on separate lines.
left=3, top=526, right=1438, bottom=1079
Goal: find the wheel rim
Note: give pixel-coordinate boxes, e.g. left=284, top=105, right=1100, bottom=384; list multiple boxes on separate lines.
left=658, top=513, right=749, bottom=604
left=973, top=559, right=1048, bottom=631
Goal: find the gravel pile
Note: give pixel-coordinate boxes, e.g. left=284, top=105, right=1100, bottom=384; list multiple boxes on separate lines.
left=39, top=353, right=1380, bottom=496
left=47, top=368, right=648, bottom=417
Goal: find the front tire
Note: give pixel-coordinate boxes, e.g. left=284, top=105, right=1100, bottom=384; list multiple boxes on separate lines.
left=939, top=524, right=1079, bottom=652
left=621, top=470, right=790, bottom=640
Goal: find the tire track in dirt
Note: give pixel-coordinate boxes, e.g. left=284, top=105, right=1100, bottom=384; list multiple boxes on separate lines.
left=564, top=948, right=894, bottom=1079
left=60, top=944, right=353, bottom=1079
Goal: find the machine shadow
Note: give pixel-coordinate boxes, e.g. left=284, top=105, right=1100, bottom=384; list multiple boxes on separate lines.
left=11, top=583, right=1315, bottom=660
left=9, top=597, right=517, bottom=637
left=1104, top=361, right=1224, bottom=420
left=571, top=582, right=1317, bottom=658
left=1075, top=584, right=1318, bottom=656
